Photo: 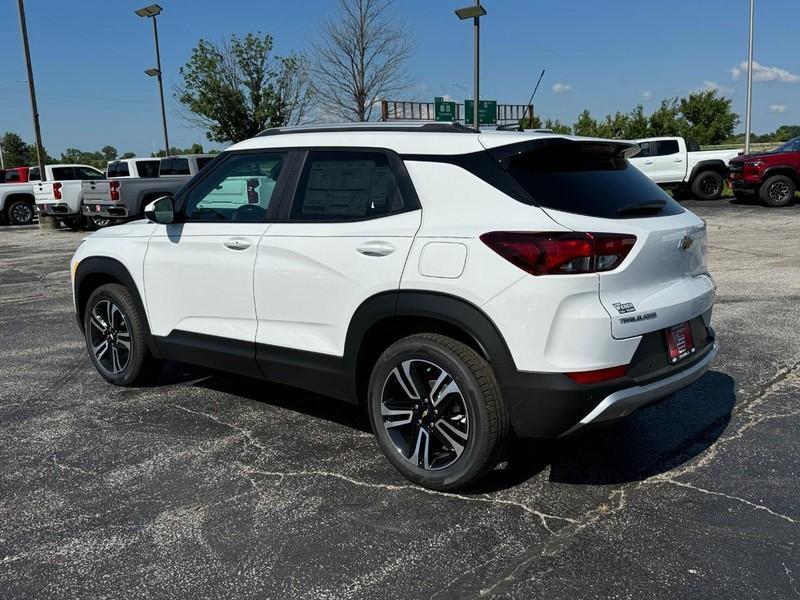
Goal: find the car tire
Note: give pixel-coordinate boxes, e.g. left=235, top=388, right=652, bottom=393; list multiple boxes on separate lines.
left=759, top=175, right=796, bottom=207
left=83, top=283, right=162, bottom=386
left=91, top=216, right=112, bottom=229
left=6, top=199, right=35, bottom=225
left=691, top=170, right=724, bottom=200
left=367, top=333, right=509, bottom=491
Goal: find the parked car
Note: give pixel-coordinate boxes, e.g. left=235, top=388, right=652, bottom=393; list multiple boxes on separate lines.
left=81, top=154, right=216, bottom=225
left=1, top=164, right=97, bottom=226
left=629, top=136, right=740, bottom=200
left=71, top=123, right=717, bottom=491
left=728, top=137, right=800, bottom=207
left=33, top=165, right=106, bottom=229
left=0, top=166, right=31, bottom=184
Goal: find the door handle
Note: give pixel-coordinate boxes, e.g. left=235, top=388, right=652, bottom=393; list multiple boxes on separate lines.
left=357, top=241, right=395, bottom=257
left=643, top=160, right=654, bottom=165
left=674, top=158, right=683, bottom=162
left=223, top=238, right=251, bottom=250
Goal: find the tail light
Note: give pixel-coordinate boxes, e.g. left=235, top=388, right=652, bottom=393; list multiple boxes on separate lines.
left=480, top=231, right=636, bottom=276
left=53, top=182, right=62, bottom=200
left=109, top=181, right=120, bottom=201
left=566, top=365, right=628, bottom=384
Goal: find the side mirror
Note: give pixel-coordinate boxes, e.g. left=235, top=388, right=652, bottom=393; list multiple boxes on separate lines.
left=144, top=195, right=175, bottom=224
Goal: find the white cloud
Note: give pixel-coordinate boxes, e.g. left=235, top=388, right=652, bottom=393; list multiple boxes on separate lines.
left=731, top=61, right=800, bottom=83
left=642, top=91, right=654, bottom=101
left=770, top=104, right=788, bottom=114
left=699, top=80, right=734, bottom=94
left=552, top=82, right=573, bottom=95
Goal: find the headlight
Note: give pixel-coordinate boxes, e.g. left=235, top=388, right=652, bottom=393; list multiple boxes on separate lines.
left=744, top=160, right=764, bottom=168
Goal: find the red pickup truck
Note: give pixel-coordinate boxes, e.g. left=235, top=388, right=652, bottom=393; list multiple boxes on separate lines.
left=728, top=137, right=800, bottom=207
left=0, top=166, right=31, bottom=184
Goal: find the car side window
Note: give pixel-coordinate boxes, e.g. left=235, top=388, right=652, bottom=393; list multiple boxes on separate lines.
left=636, top=142, right=653, bottom=158
left=51, top=167, right=76, bottom=180
left=160, top=158, right=191, bottom=176
left=290, top=150, right=404, bottom=221
left=74, top=166, right=105, bottom=180
left=656, top=140, right=680, bottom=156
left=184, top=152, right=287, bottom=222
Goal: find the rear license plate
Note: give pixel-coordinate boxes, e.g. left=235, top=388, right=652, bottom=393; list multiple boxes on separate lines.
left=665, top=321, right=695, bottom=364
left=95, top=204, right=101, bottom=212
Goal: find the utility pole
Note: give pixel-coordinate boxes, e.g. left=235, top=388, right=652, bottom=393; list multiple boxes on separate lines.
left=455, top=2, right=487, bottom=130
left=17, top=0, right=56, bottom=229
left=744, top=0, right=755, bottom=154
left=136, top=4, right=170, bottom=157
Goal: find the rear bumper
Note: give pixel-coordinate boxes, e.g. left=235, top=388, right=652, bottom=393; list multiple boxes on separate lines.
left=37, top=203, right=78, bottom=217
left=559, top=342, right=718, bottom=436
left=82, top=203, right=129, bottom=219
left=498, top=318, right=717, bottom=438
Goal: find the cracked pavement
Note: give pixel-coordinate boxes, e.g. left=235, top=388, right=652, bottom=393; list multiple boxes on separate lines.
left=1, top=199, right=798, bottom=599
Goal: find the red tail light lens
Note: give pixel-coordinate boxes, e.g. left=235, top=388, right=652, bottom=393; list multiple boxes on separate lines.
left=480, top=231, right=636, bottom=275
left=566, top=365, right=628, bottom=385
left=109, top=180, right=120, bottom=201
left=53, top=182, right=62, bottom=200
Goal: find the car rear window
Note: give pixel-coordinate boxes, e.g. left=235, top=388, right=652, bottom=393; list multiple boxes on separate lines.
left=107, top=162, right=130, bottom=177
left=493, top=139, right=684, bottom=219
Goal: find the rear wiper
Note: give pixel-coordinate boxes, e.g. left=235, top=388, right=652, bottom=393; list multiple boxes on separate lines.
left=616, top=200, right=666, bottom=216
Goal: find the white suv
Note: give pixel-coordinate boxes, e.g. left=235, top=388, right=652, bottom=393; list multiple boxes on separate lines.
left=70, top=123, right=717, bottom=490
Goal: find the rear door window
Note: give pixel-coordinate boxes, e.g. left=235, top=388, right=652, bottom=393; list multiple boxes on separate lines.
left=4, top=170, right=20, bottom=183
left=159, top=157, right=190, bottom=175
left=51, top=167, right=76, bottom=180
left=135, top=160, right=160, bottom=178
left=107, top=162, right=130, bottom=177
left=494, top=139, right=684, bottom=219
left=656, top=140, right=680, bottom=156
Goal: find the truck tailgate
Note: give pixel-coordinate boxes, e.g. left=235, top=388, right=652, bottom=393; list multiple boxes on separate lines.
left=34, top=182, right=56, bottom=203
left=82, top=180, right=111, bottom=203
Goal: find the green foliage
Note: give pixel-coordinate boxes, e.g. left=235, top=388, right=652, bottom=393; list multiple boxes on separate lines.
left=0, top=131, right=54, bottom=167
left=150, top=144, right=205, bottom=158
left=573, top=110, right=599, bottom=136
left=679, top=90, right=739, bottom=145
left=121, top=152, right=136, bottom=159
left=101, top=145, right=118, bottom=161
left=177, top=33, right=313, bottom=143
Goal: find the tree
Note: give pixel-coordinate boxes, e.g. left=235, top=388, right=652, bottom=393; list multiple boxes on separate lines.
left=573, top=110, right=600, bottom=137
left=596, top=111, right=631, bottom=139
left=312, top=0, right=413, bottom=121
left=543, top=118, right=572, bottom=134
left=648, top=98, right=685, bottom=137
left=677, top=90, right=738, bottom=145
left=1, top=132, right=35, bottom=167
left=101, top=145, right=118, bottom=161
left=177, top=33, right=312, bottom=143
left=150, top=144, right=206, bottom=158
left=121, top=152, right=136, bottom=159
left=774, top=125, right=800, bottom=142
left=624, top=105, right=650, bottom=139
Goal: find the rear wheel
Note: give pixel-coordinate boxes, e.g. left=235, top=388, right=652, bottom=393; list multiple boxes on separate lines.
left=760, top=175, right=796, bottom=207
left=367, top=333, right=509, bottom=491
left=6, top=200, right=35, bottom=225
left=84, top=283, right=162, bottom=386
left=91, top=216, right=113, bottom=229
left=691, top=170, right=724, bottom=200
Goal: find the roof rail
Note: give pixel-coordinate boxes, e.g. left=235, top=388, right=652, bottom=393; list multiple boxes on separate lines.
left=256, top=121, right=480, bottom=137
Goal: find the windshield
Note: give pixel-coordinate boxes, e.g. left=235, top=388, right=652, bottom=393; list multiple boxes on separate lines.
left=775, top=137, right=800, bottom=153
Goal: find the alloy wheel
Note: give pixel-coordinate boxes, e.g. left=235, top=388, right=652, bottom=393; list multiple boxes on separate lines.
left=10, top=203, right=33, bottom=224
left=700, top=175, right=721, bottom=197
left=380, top=359, right=469, bottom=470
left=769, top=181, right=791, bottom=203
left=88, top=299, right=131, bottom=374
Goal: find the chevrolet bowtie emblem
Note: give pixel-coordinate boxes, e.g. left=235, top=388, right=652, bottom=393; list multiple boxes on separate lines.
left=678, top=236, right=694, bottom=250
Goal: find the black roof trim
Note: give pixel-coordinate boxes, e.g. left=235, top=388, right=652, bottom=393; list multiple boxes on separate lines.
left=256, top=123, right=480, bottom=137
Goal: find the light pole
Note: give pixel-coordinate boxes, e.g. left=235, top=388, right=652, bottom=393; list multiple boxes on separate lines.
left=17, top=0, right=55, bottom=229
left=455, top=2, right=487, bottom=130
left=744, top=0, right=755, bottom=154
left=136, top=4, right=170, bottom=157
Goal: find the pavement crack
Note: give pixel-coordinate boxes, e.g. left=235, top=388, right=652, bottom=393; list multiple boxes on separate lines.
left=52, top=455, right=97, bottom=477
left=171, top=403, right=271, bottom=455
left=655, top=478, right=797, bottom=525
left=241, top=466, right=575, bottom=529
left=784, top=562, right=800, bottom=597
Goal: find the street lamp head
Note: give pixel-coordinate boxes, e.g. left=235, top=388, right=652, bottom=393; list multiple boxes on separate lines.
left=144, top=68, right=161, bottom=77
left=135, top=4, right=162, bottom=17
left=455, top=5, right=486, bottom=19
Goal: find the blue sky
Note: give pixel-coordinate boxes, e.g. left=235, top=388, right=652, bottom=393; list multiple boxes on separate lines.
left=0, top=0, right=797, bottom=157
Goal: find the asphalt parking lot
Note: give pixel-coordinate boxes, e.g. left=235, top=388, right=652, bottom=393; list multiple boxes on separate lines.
left=1, top=198, right=798, bottom=599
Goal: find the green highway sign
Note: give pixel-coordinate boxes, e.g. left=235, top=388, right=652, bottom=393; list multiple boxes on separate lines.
left=464, top=99, right=497, bottom=125
left=434, top=98, right=457, bottom=122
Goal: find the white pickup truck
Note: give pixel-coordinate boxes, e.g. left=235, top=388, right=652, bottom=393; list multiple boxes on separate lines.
left=629, top=137, right=741, bottom=200
left=33, top=165, right=106, bottom=228
left=106, top=157, right=161, bottom=179
left=81, top=154, right=215, bottom=225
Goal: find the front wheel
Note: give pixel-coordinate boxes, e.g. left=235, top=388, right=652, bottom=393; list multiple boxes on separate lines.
left=6, top=200, right=35, bottom=225
left=367, top=334, right=509, bottom=491
left=760, top=175, right=796, bottom=207
left=84, top=283, right=162, bottom=386
left=691, top=170, right=724, bottom=200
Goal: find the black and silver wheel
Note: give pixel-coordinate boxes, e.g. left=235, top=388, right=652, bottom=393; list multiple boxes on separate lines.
left=691, top=170, right=724, bottom=200
left=368, top=334, right=509, bottom=491
left=6, top=200, right=35, bottom=225
left=91, top=216, right=112, bottom=229
left=760, top=175, right=796, bottom=207
left=84, top=283, right=161, bottom=386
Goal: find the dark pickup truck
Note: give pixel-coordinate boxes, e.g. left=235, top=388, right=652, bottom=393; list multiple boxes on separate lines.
left=728, top=137, right=800, bottom=207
